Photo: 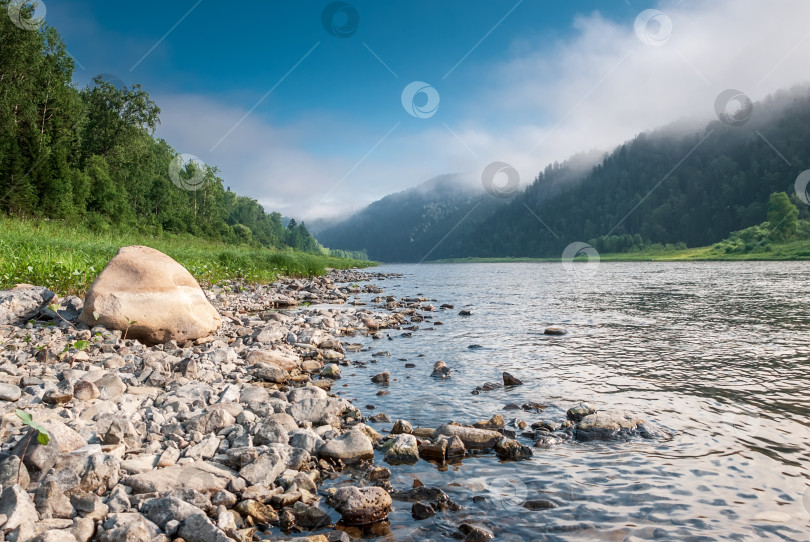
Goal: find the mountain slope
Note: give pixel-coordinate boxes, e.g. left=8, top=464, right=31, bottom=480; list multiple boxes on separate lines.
left=317, top=86, right=810, bottom=261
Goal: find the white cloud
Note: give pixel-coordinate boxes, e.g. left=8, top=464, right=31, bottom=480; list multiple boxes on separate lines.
left=155, top=0, right=810, bottom=220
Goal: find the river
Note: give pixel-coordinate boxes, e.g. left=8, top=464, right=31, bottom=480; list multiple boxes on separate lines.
left=320, top=262, right=810, bottom=540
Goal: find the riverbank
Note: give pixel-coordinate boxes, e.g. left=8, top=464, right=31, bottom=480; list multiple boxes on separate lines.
left=0, top=268, right=667, bottom=541
left=0, top=216, right=375, bottom=295
left=434, top=238, right=810, bottom=263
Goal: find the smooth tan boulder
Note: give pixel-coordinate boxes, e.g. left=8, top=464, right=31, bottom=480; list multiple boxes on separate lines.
left=78, top=246, right=221, bottom=345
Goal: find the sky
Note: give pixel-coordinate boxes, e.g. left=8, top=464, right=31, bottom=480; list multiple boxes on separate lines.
left=43, top=0, right=810, bottom=221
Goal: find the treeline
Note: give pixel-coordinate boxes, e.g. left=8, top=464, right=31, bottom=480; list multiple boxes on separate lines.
left=318, top=86, right=810, bottom=261
left=0, top=1, right=326, bottom=254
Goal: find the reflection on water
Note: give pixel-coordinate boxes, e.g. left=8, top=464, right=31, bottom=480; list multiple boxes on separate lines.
left=328, top=262, right=810, bottom=540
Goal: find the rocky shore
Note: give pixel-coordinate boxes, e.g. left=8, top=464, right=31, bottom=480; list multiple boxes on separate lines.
left=0, top=248, right=665, bottom=542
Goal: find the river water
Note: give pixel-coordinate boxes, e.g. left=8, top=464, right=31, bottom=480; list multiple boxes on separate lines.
left=324, top=262, right=810, bottom=541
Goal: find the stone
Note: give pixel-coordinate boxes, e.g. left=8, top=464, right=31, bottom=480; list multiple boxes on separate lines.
left=0, top=382, right=21, bottom=401
left=432, top=424, right=501, bottom=450
left=246, top=349, right=299, bottom=372
left=254, top=421, right=289, bottom=446
left=0, top=284, right=55, bottom=325
left=320, top=363, right=342, bottom=379
left=71, top=517, right=96, bottom=542
left=11, top=428, right=61, bottom=477
left=287, top=386, right=328, bottom=403
left=94, top=373, right=126, bottom=400
left=43, top=379, right=74, bottom=404
left=383, top=434, right=419, bottom=465
left=567, top=402, right=596, bottom=422
left=77, top=245, right=221, bottom=345
left=291, top=502, right=331, bottom=529
left=42, top=420, right=87, bottom=453
left=143, top=496, right=201, bottom=531
left=430, top=361, right=450, bottom=378
left=459, top=523, right=494, bottom=541
left=458, top=309, right=473, bottom=316
left=28, top=531, right=77, bottom=542
left=0, top=484, right=39, bottom=531
left=523, top=499, right=558, bottom=510
left=502, top=372, right=523, bottom=386
left=575, top=411, right=653, bottom=441
left=34, top=480, right=75, bottom=519
left=157, top=446, right=180, bottom=468
left=72, top=380, right=99, bottom=401
left=391, top=420, right=412, bottom=435
left=370, top=371, right=389, bottom=383
left=70, top=492, right=109, bottom=521
left=123, top=461, right=236, bottom=494
left=494, top=436, right=533, bottom=461
left=544, top=327, right=567, bottom=335
left=330, top=486, right=391, bottom=526
left=318, top=430, right=374, bottom=463
left=238, top=452, right=285, bottom=486
left=251, top=363, right=289, bottom=384
left=288, top=429, right=325, bottom=455
left=0, top=454, right=29, bottom=489
left=105, top=485, right=131, bottom=513
left=97, top=514, right=154, bottom=542
left=235, top=499, right=278, bottom=524
left=473, top=414, right=505, bottom=430
left=412, top=501, right=435, bottom=520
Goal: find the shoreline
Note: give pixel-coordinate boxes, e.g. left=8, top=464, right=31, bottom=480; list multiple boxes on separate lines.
left=0, top=269, right=663, bottom=541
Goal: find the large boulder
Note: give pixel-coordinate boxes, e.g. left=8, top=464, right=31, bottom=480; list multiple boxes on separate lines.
left=0, top=284, right=55, bottom=325
left=78, top=246, right=221, bottom=345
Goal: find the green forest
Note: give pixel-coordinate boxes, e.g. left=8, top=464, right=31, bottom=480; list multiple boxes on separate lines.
left=317, top=87, right=810, bottom=261
left=0, top=1, right=336, bottom=255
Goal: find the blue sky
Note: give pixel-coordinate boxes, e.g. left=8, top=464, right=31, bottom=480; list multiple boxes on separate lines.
left=46, top=1, right=810, bottom=219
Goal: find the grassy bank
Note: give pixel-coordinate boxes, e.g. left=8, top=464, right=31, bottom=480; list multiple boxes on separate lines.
left=434, top=239, right=810, bottom=263
left=0, top=216, right=375, bottom=295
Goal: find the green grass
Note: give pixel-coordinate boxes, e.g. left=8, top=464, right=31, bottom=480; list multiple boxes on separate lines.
left=0, top=216, right=375, bottom=296
left=434, top=239, right=810, bottom=263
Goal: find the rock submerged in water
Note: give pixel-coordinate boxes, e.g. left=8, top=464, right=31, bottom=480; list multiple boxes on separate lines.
left=544, top=326, right=567, bottom=335
left=576, top=411, right=662, bottom=441
left=330, top=486, right=392, bottom=526
left=502, top=372, right=523, bottom=386
left=567, top=402, right=596, bottom=422
left=78, top=245, right=221, bottom=345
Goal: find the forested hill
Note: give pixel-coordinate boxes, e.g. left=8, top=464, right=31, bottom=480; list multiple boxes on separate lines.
left=0, top=1, right=322, bottom=253
left=317, top=86, right=810, bottom=261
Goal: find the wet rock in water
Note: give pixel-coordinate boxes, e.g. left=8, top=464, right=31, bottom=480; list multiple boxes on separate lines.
left=471, top=382, right=501, bottom=394
left=368, top=412, right=390, bottom=423
left=503, top=403, right=521, bottom=411
left=391, top=419, right=413, bottom=435
left=473, top=414, right=505, bottom=430
left=330, top=486, right=391, bottom=526
left=459, top=523, right=495, bottom=541
left=77, top=245, right=221, bottom=345
left=404, top=363, right=416, bottom=368
left=458, top=309, right=473, bottom=316
left=318, top=430, right=374, bottom=463
left=0, top=382, right=21, bottom=402
left=494, top=436, right=533, bottom=461
left=321, top=363, right=342, bottom=379
left=412, top=501, right=435, bottom=520
left=575, top=411, right=660, bottom=441
left=523, top=499, right=558, bottom=510
left=370, top=371, right=390, bottom=383
left=502, top=372, right=523, bottom=386
left=544, top=326, right=567, bottom=335
left=383, top=434, right=419, bottom=465
left=366, top=466, right=390, bottom=482
left=418, top=434, right=465, bottom=463
left=0, top=285, right=55, bottom=325
left=432, top=424, right=501, bottom=451
left=567, top=402, right=596, bottom=422
left=430, top=361, right=451, bottom=379
left=534, top=433, right=563, bottom=449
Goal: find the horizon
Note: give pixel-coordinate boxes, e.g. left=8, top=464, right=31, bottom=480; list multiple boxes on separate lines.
left=43, top=0, right=810, bottom=220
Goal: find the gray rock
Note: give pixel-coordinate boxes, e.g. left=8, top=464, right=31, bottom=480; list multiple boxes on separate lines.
left=72, top=380, right=99, bottom=401
left=287, top=385, right=327, bottom=403
left=330, top=486, right=391, bottom=526
left=0, top=454, right=29, bottom=488
left=0, top=285, right=55, bottom=325
left=105, top=485, right=131, bottom=513
left=238, top=450, right=286, bottom=486
left=318, top=430, right=373, bottom=463
left=254, top=420, right=289, bottom=446
left=71, top=517, right=96, bottom=542
left=502, top=372, right=523, bottom=386
left=11, top=428, right=61, bottom=477
left=391, top=419, right=412, bottom=434
left=124, top=461, right=236, bottom=494
left=567, top=402, right=596, bottom=422
left=320, top=363, right=342, bottom=379
left=288, top=428, right=324, bottom=454
left=494, top=436, right=533, bottom=461
left=431, top=424, right=501, bottom=451
left=34, top=480, right=75, bottom=519
left=370, top=371, right=390, bottom=383
left=43, top=379, right=74, bottom=405
left=459, top=523, right=494, bottom=541
left=28, top=531, right=77, bottom=542
left=0, top=382, right=21, bottom=401
left=383, top=433, right=419, bottom=465
left=70, top=491, right=108, bottom=521
left=177, top=512, right=231, bottom=542
left=98, top=513, right=155, bottom=542
left=0, top=484, right=39, bottom=531
left=251, top=363, right=289, bottom=384
left=94, top=373, right=126, bottom=400
left=575, top=411, right=656, bottom=441
left=286, top=397, right=345, bottom=425
left=143, top=496, right=202, bottom=530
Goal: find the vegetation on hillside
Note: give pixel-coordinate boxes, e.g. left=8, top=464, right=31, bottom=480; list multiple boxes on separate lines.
left=0, top=1, right=346, bottom=256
